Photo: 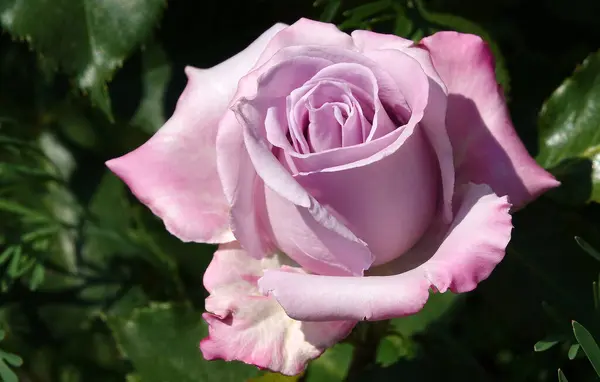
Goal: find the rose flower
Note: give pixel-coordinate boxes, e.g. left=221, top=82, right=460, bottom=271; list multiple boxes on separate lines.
left=107, top=19, right=559, bottom=375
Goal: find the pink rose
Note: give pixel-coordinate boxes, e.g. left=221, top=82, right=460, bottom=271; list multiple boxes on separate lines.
left=107, top=19, right=558, bottom=375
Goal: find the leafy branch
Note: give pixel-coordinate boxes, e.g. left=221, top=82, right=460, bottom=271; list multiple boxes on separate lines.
left=0, top=329, right=22, bottom=382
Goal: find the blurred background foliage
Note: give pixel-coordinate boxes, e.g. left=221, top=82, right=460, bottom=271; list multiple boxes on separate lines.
left=0, top=0, right=599, bottom=381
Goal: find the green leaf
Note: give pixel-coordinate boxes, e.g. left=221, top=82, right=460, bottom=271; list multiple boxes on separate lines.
left=318, top=0, right=341, bottom=23
left=0, top=361, right=19, bottom=382
left=336, top=0, right=391, bottom=30
left=54, top=102, right=99, bottom=151
left=391, top=3, right=413, bottom=38
left=0, top=0, right=167, bottom=120
left=89, top=172, right=131, bottom=230
left=0, top=246, right=16, bottom=265
left=594, top=273, right=600, bottom=312
left=572, top=321, right=600, bottom=377
left=0, top=198, right=50, bottom=221
left=305, top=343, right=353, bottom=382
left=543, top=158, right=593, bottom=206
left=390, top=292, right=457, bottom=336
left=558, top=368, right=569, bottom=382
left=106, top=303, right=260, bottom=382
left=7, top=246, right=23, bottom=277
left=1, top=352, right=23, bottom=367
left=537, top=51, right=600, bottom=203
left=533, top=339, right=560, bottom=352
left=368, top=292, right=457, bottom=370
left=250, top=372, right=302, bottom=382
left=575, top=236, right=600, bottom=262
left=126, top=374, right=143, bottom=382
left=21, top=225, right=60, bottom=242
left=376, top=334, right=411, bottom=367
left=131, top=42, right=172, bottom=134
left=568, top=343, right=581, bottom=360
left=28, top=263, right=45, bottom=290
left=342, top=1, right=389, bottom=21
left=0, top=329, right=22, bottom=382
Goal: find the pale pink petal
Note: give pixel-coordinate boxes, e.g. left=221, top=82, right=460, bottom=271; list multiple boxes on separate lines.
left=263, top=186, right=373, bottom=276
left=255, top=18, right=356, bottom=68
left=350, top=30, right=445, bottom=92
left=304, top=63, right=396, bottom=144
left=201, top=243, right=356, bottom=376
left=421, top=32, right=559, bottom=207
left=106, top=68, right=233, bottom=243
left=385, top=183, right=512, bottom=294
left=259, top=183, right=512, bottom=321
left=259, top=266, right=431, bottom=321
left=239, top=110, right=373, bottom=275
left=351, top=30, right=414, bottom=51
left=349, top=29, right=455, bottom=221
left=363, top=47, right=455, bottom=223
left=218, top=53, right=333, bottom=206
left=307, top=102, right=345, bottom=152
left=224, top=55, right=374, bottom=274
left=106, top=23, right=286, bottom=243
left=398, top=46, right=455, bottom=222
left=229, top=150, right=275, bottom=260
left=281, top=48, right=421, bottom=174
left=284, top=65, right=382, bottom=153
left=230, top=48, right=433, bottom=271
left=296, top=126, right=438, bottom=266
left=284, top=50, right=438, bottom=267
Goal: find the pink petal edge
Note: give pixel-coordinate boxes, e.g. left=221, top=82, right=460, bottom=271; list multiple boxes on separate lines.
left=106, top=23, right=287, bottom=244
left=258, top=183, right=512, bottom=321
left=200, top=243, right=356, bottom=375
left=421, top=31, right=559, bottom=207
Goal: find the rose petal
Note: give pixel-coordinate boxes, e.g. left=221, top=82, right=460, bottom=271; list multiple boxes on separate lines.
left=289, top=75, right=375, bottom=151
left=259, top=265, right=431, bottom=321
left=263, top=186, right=374, bottom=276
left=305, top=63, right=396, bottom=143
left=307, top=102, right=345, bottom=152
left=105, top=23, right=286, bottom=243
left=224, top=54, right=375, bottom=274
left=201, top=243, right=356, bottom=376
left=421, top=32, right=559, bottom=207
left=380, top=183, right=512, bottom=293
left=258, top=183, right=512, bottom=321
left=216, top=55, right=333, bottom=259
left=349, top=29, right=456, bottom=221
left=351, top=30, right=445, bottom=92
left=351, top=30, right=414, bottom=51
left=232, top=48, right=433, bottom=270
left=255, top=18, right=356, bottom=68
left=363, top=47, right=455, bottom=223
left=281, top=48, right=421, bottom=174
left=239, top=111, right=373, bottom=275
left=296, top=126, right=438, bottom=266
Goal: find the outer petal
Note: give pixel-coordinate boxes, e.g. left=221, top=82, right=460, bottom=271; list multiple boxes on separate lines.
left=258, top=183, right=512, bottom=321
left=106, top=23, right=286, bottom=243
left=201, top=243, right=356, bottom=375
left=421, top=32, right=559, bottom=207
left=351, top=30, right=413, bottom=51
left=255, top=18, right=356, bottom=68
